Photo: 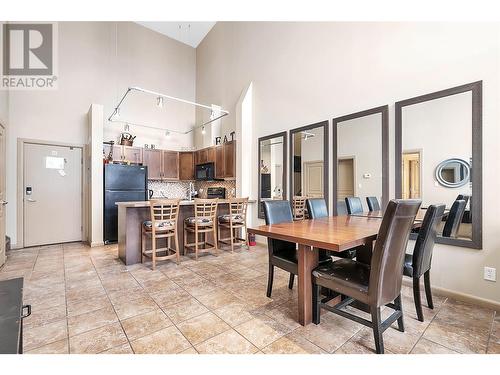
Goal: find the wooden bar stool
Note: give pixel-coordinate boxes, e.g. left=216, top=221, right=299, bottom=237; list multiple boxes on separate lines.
left=218, top=197, right=249, bottom=253
left=141, top=199, right=181, bottom=270
left=292, top=196, right=307, bottom=220
left=184, top=198, right=219, bottom=260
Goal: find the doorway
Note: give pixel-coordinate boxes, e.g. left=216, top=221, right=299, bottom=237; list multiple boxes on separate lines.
left=0, top=123, right=6, bottom=267
left=303, top=160, right=324, bottom=198
left=22, top=142, right=83, bottom=247
left=402, top=151, right=421, bottom=199
left=337, top=157, right=355, bottom=201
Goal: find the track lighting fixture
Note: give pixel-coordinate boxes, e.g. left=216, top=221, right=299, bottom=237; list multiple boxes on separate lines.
left=157, top=96, right=164, bottom=108
left=201, top=126, right=206, bottom=135
left=124, top=123, right=129, bottom=131
left=165, top=130, right=171, bottom=138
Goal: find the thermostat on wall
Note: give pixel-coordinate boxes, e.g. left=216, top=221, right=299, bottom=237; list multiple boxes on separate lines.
left=363, top=173, right=371, bottom=179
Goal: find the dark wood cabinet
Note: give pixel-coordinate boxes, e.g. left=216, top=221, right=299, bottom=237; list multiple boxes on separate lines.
left=103, top=144, right=124, bottom=163
left=207, top=147, right=216, bottom=163
left=215, top=145, right=225, bottom=179
left=143, top=149, right=162, bottom=180
left=195, top=147, right=215, bottom=165
left=179, top=152, right=195, bottom=180
left=122, top=146, right=143, bottom=164
left=162, top=150, right=179, bottom=180
left=224, top=141, right=236, bottom=178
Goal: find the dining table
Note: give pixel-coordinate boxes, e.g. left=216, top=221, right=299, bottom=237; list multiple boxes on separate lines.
left=248, top=215, right=390, bottom=326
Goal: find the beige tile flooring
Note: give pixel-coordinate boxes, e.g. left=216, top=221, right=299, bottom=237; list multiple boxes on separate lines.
left=1, top=242, right=499, bottom=354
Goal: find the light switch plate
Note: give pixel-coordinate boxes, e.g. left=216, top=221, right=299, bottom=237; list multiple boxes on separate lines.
left=484, top=267, right=496, bottom=282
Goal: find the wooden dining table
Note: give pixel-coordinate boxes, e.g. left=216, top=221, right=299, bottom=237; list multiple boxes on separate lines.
left=248, top=215, right=389, bottom=326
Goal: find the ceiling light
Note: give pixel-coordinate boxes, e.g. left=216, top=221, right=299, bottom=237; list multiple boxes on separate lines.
left=157, top=97, right=164, bottom=108
left=201, top=126, right=206, bottom=135
left=115, top=107, right=120, bottom=118
left=165, top=130, right=171, bottom=138
left=124, top=124, right=130, bottom=131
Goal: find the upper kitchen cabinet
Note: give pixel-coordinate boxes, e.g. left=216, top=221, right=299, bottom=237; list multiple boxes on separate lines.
left=143, top=148, right=162, bottom=180
left=215, top=145, right=225, bottom=179
left=195, top=147, right=215, bottom=165
left=162, top=150, right=179, bottom=180
left=224, top=141, right=236, bottom=179
left=103, top=144, right=143, bottom=164
left=179, top=152, right=195, bottom=180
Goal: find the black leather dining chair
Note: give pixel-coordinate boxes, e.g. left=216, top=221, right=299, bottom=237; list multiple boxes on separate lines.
left=366, top=196, right=380, bottom=212
left=457, top=194, right=472, bottom=223
left=337, top=200, right=348, bottom=215
left=312, top=199, right=421, bottom=354
left=403, top=204, right=445, bottom=322
left=263, top=200, right=331, bottom=298
left=442, top=199, right=466, bottom=238
left=345, top=196, right=363, bottom=214
left=307, top=198, right=355, bottom=259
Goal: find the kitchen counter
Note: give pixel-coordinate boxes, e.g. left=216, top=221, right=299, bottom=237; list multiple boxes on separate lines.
left=117, top=199, right=255, bottom=265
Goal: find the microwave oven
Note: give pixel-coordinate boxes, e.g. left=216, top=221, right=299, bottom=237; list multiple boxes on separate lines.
left=195, top=162, right=215, bottom=181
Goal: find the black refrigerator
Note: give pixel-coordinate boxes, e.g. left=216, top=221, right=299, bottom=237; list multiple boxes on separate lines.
left=104, top=164, right=148, bottom=244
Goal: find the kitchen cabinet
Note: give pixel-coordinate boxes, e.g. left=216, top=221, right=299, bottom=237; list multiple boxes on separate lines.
left=162, top=151, right=179, bottom=180
left=215, top=145, right=225, bottom=179
left=103, top=144, right=143, bottom=164
left=143, top=149, right=162, bottom=180
left=224, top=141, right=236, bottom=178
left=179, top=152, right=195, bottom=180
left=195, top=147, right=215, bottom=165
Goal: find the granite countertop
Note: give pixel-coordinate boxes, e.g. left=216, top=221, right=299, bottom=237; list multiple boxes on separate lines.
left=116, top=199, right=256, bottom=208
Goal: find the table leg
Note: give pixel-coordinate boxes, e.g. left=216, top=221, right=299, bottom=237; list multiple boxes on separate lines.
left=297, top=244, right=319, bottom=326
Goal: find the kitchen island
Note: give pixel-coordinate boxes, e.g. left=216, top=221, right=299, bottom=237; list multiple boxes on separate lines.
left=116, top=199, right=255, bottom=265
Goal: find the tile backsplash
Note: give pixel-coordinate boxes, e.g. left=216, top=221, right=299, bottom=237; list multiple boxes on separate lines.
left=148, top=180, right=236, bottom=199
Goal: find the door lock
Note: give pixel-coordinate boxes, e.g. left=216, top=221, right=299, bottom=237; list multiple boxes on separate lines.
left=0, top=200, right=7, bottom=205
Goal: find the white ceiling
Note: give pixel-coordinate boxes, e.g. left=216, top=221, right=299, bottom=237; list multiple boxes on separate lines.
left=136, top=22, right=216, bottom=48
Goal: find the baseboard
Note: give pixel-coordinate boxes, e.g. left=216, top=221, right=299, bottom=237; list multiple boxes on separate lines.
left=402, top=278, right=500, bottom=311
left=90, top=241, right=105, bottom=247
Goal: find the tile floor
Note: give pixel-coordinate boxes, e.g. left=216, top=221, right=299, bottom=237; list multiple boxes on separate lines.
left=0, top=242, right=498, bottom=354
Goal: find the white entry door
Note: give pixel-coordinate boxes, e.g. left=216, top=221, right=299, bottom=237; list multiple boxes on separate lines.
left=303, top=161, right=324, bottom=198
left=0, top=124, right=6, bottom=266
left=24, top=143, right=83, bottom=247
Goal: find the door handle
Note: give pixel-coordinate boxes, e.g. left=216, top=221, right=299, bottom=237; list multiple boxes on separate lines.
left=0, top=200, right=7, bottom=205
left=26, top=198, right=37, bottom=202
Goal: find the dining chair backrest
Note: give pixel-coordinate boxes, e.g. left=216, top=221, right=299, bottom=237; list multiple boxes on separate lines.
left=263, top=200, right=293, bottom=225
left=368, top=199, right=421, bottom=306
left=306, top=198, right=328, bottom=219
left=149, top=199, right=180, bottom=231
left=292, top=196, right=308, bottom=220
left=366, top=196, right=381, bottom=212
left=337, top=200, right=348, bottom=216
left=228, top=197, right=249, bottom=222
left=345, top=196, right=363, bottom=215
left=194, top=198, right=219, bottom=223
left=412, top=204, right=446, bottom=277
left=442, top=199, right=466, bottom=238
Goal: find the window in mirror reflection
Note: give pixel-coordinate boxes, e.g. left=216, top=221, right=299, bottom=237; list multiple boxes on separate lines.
left=402, top=91, right=472, bottom=240
left=292, top=127, right=324, bottom=199
left=260, top=137, right=284, bottom=201
left=337, top=113, right=382, bottom=212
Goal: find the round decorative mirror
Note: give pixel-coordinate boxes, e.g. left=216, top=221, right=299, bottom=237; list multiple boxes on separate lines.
left=435, top=158, right=470, bottom=188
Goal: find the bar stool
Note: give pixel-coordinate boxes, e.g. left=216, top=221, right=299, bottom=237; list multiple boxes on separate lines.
left=218, top=197, right=249, bottom=253
left=292, top=196, right=307, bottom=220
left=141, top=199, right=181, bottom=270
left=184, top=198, right=219, bottom=260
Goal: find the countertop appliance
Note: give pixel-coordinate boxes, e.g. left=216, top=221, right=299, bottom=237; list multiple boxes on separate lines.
left=196, top=162, right=215, bottom=181
left=207, top=187, right=226, bottom=199
left=104, top=164, right=147, bottom=244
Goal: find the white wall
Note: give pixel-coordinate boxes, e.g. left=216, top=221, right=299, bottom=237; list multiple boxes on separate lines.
left=6, top=22, right=196, bottom=246
left=196, top=22, right=500, bottom=303
left=338, top=113, right=383, bottom=210
left=402, top=91, right=472, bottom=207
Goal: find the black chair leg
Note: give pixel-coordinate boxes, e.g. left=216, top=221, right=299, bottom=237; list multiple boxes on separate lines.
left=288, top=273, right=295, bottom=290
left=394, top=294, right=405, bottom=332
left=266, top=264, right=274, bottom=298
left=413, top=276, right=424, bottom=322
left=370, top=307, right=384, bottom=354
left=312, top=283, right=321, bottom=324
left=424, top=271, right=434, bottom=309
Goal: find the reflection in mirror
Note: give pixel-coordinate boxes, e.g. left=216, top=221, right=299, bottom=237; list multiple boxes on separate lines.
left=333, top=106, right=388, bottom=215
left=258, top=132, right=287, bottom=219
left=396, top=81, right=482, bottom=249
left=290, top=121, right=329, bottom=211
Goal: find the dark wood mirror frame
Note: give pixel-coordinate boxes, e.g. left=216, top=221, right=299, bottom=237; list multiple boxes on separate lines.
left=395, top=81, right=482, bottom=249
left=332, top=105, right=389, bottom=215
left=289, top=121, right=329, bottom=209
left=258, top=131, right=287, bottom=219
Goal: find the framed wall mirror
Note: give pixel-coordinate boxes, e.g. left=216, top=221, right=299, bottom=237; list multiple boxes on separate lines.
left=289, top=121, right=329, bottom=209
left=395, top=81, right=482, bottom=249
left=258, top=132, right=287, bottom=219
left=332, top=106, right=389, bottom=215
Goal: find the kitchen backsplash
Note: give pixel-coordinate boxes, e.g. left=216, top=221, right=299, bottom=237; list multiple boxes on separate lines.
left=148, top=180, right=236, bottom=199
